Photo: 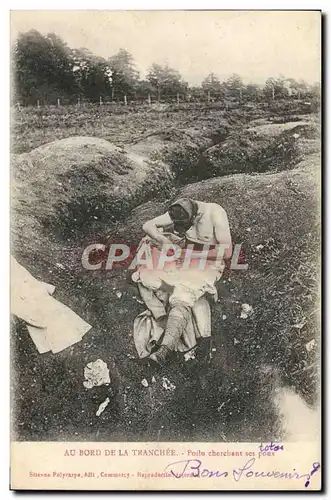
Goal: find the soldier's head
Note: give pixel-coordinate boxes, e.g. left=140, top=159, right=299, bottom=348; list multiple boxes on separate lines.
left=168, top=198, right=198, bottom=234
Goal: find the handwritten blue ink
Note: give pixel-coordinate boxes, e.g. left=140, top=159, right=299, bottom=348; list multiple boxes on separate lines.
left=304, top=462, right=321, bottom=488
left=165, top=457, right=320, bottom=486
left=164, top=459, right=228, bottom=479
left=259, top=442, right=284, bottom=453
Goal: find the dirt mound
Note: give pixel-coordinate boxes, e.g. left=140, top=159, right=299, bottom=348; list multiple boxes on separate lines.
left=202, top=122, right=319, bottom=178
left=247, top=120, right=314, bottom=137
left=146, top=117, right=319, bottom=186
left=12, top=136, right=173, bottom=247
left=129, top=124, right=218, bottom=155
left=139, top=120, right=231, bottom=184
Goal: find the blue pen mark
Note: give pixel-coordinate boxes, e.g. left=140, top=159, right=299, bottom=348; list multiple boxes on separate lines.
left=259, top=442, right=284, bottom=453
left=304, top=462, right=321, bottom=488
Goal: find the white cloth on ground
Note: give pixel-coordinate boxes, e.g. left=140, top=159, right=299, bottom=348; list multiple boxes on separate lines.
left=11, top=256, right=91, bottom=354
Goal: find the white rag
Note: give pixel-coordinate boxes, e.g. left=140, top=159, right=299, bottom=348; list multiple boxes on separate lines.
left=11, top=256, right=91, bottom=354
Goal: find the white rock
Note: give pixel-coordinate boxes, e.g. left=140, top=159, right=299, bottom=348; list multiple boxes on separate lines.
left=55, top=263, right=65, bottom=270
left=116, top=291, right=122, bottom=299
left=234, top=337, right=240, bottom=345
left=141, top=378, right=149, bottom=388
left=256, top=244, right=264, bottom=250
left=222, top=315, right=227, bottom=320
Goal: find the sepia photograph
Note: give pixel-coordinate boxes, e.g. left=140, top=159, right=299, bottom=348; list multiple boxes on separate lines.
left=10, top=9, right=321, bottom=490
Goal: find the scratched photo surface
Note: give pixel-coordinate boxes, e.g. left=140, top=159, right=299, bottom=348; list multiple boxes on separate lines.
left=10, top=10, right=321, bottom=444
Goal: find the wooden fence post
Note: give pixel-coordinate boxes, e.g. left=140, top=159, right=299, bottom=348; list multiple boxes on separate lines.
left=99, top=96, right=103, bottom=106
left=37, top=100, right=40, bottom=109
left=77, top=97, right=80, bottom=107
left=148, top=94, right=151, bottom=105
left=57, top=98, right=60, bottom=107
left=177, top=93, right=180, bottom=105
left=124, top=95, right=127, bottom=106
left=207, top=91, right=211, bottom=103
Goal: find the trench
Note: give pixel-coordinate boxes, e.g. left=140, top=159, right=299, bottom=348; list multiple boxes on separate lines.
left=11, top=111, right=320, bottom=442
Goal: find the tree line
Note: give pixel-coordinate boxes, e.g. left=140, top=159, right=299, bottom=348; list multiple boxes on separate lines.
left=12, top=30, right=320, bottom=106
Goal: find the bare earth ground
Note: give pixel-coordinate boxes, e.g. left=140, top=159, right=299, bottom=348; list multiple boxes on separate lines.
left=11, top=102, right=320, bottom=442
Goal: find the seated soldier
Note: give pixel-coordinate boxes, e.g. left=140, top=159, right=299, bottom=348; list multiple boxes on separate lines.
left=132, top=197, right=233, bottom=367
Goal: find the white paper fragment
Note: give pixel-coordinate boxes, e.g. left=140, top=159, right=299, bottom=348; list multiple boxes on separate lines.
left=115, top=291, right=122, bottom=299
left=141, top=378, right=149, bottom=388
left=162, top=377, right=176, bottom=391
left=184, top=350, right=196, bottom=361
left=55, top=263, right=65, bottom=269
left=256, top=244, right=264, bottom=250
left=222, top=315, right=227, bottom=320
left=305, top=339, right=317, bottom=352
left=83, top=359, right=110, bottom=389
left=240, top=303, right=253, bottom=319
left=234, top=337, right=240, bottom=345
left=293, top=322, right=306, bottom=329
left=96, top=397, right=110, bottom=417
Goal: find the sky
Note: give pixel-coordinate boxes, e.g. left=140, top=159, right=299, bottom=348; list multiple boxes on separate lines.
left=10, top=10, right=321, bottom=85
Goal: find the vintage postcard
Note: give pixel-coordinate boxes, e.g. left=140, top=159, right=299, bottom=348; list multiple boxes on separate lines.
left=10, top=10, right=321, bottom=491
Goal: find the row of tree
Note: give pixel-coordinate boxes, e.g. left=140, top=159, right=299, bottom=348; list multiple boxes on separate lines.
left=12, top=30, right=320, bottom=106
